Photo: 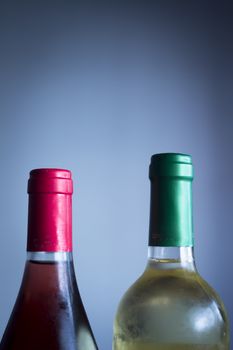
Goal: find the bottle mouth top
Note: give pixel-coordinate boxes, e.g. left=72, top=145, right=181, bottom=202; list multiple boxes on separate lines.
left=149, top=153, right=193, bottom=180
left=28, top=168, right=73, bottom=194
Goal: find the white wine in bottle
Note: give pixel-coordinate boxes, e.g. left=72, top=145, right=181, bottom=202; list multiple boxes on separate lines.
left=113, top=153, right=229, bottom=350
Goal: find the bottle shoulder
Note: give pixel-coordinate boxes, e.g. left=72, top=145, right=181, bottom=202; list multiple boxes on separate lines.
left=0, top=260, right=98, bottom=350
left=114, top=264, right=229, bottom=347
left=116, top=263, right=228, bottom=323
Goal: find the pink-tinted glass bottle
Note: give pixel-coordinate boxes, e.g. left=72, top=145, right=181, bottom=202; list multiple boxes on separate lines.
left=0, top=169, right=98, bottom=350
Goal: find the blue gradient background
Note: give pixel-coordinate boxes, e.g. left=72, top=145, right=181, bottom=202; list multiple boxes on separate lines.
left=0, top=1, right=232, bottom=349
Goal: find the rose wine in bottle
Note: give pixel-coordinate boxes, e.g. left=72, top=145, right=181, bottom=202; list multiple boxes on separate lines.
left=0, top=169, right=98, bottom=350
left=113, top=154, right=229, bottom=350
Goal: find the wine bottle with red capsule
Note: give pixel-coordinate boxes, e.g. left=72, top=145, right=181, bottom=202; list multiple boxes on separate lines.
left=0, top=169, right=98, bottom=350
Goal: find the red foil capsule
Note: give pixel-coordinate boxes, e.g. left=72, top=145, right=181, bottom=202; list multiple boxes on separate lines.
left=27, top=169, right=73, bottom=252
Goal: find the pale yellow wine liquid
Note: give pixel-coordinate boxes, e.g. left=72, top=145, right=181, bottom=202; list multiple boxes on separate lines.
left=113, top=261, right=229, bottom=350
left=114, top=341, right=220, bottom=349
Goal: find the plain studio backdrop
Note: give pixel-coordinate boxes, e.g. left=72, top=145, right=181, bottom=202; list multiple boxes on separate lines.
left=0, top=1, right=232, bottom=349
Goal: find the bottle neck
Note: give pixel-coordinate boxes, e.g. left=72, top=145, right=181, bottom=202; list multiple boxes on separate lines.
left=149, top=178, right=194, bottom=247
left=148, top=155, right=195, bottom=270
left=148, top=246, right=195, bottom=270
left=27, top=251, right=73, bottom=262
left=21, top=252, right=77, bottom=298
left=27, top=193, right=72, bottom=252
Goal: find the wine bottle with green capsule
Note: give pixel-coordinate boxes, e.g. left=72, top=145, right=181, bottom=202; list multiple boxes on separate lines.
left=113, top=153, right=229, bottom=350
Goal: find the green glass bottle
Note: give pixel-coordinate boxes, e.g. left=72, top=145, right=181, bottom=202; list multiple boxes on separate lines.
left=113, top=153, right=229, bottom=350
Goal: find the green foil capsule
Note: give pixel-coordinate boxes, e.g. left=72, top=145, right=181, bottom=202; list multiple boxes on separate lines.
left=149, top=153, right=194, bottom=247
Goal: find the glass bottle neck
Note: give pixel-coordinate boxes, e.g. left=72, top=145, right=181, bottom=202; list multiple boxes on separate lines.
left=27, top=251, right=73, bottom=262
left=148, top=246, right=195, bottom=270
left=22, top=252, right=77, bottom=297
